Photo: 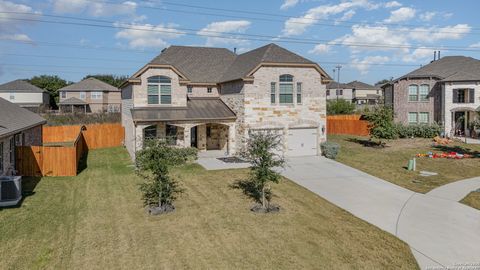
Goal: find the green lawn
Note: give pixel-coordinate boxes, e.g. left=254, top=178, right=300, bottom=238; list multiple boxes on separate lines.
left=329, top=135, right=480, bottom=193
left=0, top=147, right=418, bottom=269
left=461, top=191, right=480, bottom=210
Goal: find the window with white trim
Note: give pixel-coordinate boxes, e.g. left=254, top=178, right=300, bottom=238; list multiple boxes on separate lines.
left=408, top=112, right=418, bottom=124
left=187, top=86, right=192, bottom=93
left=61, top=91, right=66, bottom=99
left=296, top=82, right=302, bottom=104
left=270, top=82, right=276, bottom=104
left=207, top=87, right=212, bottom=93
left=79, top=91, right=86, bottom=99
left=419, top=84, right=429, bottom=101
left=418, top=112, right=429, bottom=123
left=408, top=85, right=419, bottom=101
left=279, top=74, right=294, bottom=104
left=91, top=91, right=103, bottom=99
left=147, top=76, right=171, bottom=105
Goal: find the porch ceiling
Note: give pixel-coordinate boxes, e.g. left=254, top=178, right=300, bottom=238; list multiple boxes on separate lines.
left=450, top=106, right=480, bottom=112
left=132, top=97, right=236, bottom=122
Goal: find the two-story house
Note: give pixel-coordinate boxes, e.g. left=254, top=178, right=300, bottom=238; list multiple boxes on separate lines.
left=121, top=43, right=331, bottom=159
left=347, top=81, right=382, bottom=105
left=58, top=77, right=120, bottom=113
left=0, top=80, right=50, bottom=112
left=382, top=56, right=480, bottom=137
left=326, top=82, right=353, bottom=102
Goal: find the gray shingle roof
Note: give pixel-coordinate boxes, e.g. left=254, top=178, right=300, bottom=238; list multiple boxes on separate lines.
left=149, top=46, right=237, bottom=83
left=326, top=82, right=350, bottom=89
left=219, top=43, right=315, bottom=83
left=347, top=80, right=379, bottom=90
left=0, top=79, right=46, bottom=93
left=59, top=77, right=118, bottom=92
left=131, top=97, right=236, bottom=122
left=59, top=97, right=87, bottom=105
left=398, top=56, right=480, bottom=81
left=0, top=97, right=46, bottom=138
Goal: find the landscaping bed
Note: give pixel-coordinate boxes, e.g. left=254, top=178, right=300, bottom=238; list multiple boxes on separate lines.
left=461, top=191, right=480, bottom=210
left=0, top=147, right=418, bottom=269
left=329, top=135, right=480, bottom=193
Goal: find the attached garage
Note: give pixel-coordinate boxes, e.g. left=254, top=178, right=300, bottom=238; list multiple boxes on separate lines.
left=286, top=128, right=318, bottom=157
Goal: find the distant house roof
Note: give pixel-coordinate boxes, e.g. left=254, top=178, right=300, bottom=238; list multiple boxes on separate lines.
left=128, top=43, right=330, bottom=85
left=395, top=56, right=480, bottom=82
left=59, top=77, right=119, bottom=92
left=59, top=97, right=87, bottom=105
left=131, top=97, right=236, bottom=122
left=0, top=79, right=46, bottom=93
left=0, top=97, right=46, bottom=138
left=347, top=80, right=379, bottom=90
left=326, top=81, right=350, bottom=89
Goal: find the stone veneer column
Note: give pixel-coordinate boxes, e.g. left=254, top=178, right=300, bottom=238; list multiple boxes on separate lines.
left=182, top=124, right=191, bottom=148
left=227, top=122, right=236, bottom=155
left=197, top=124, right=207, bottom=151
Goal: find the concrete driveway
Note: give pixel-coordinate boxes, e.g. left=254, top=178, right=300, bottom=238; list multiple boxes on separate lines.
left=281, top=156, right=480, bottom=270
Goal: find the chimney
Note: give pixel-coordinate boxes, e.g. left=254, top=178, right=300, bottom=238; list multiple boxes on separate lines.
left=234, top=47, right=237, bottom=54
left=433, top=51, right=437, bottom=61
left=438, top=51, right=441, bottom=59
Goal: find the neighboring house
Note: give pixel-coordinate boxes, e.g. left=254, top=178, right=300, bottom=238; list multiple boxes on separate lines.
left=347, top=80, right=382, bottom=105
left=326, top=82, right=353, bottom=102
left=0, top=80, right=50, bottom=112
left=0, top=98, right=46, bottom=176
left=121, top=43, right=331, bottom=159
left=58, top=77, right=121, bottom=113
left=383, top=56, right=480, bottom=137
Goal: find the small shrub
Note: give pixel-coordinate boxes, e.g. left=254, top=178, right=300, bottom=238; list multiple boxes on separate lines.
left=327, top=99, right=356, bottom=115
left=364, top=106, right=397, bottom=142
left=321, top=142, right=340, bottom=159
left=395, top=123, right=441, bottom=138
left=43, top=112, right=121, bottom=126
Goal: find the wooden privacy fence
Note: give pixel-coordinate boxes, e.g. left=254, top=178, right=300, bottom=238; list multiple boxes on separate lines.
left=16, top=123, right=124, bottom=177
left=327, top=115, right=370, bottom=136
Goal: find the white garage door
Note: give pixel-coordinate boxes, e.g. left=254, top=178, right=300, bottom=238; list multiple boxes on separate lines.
left=286, top=128, right=317, bottom=157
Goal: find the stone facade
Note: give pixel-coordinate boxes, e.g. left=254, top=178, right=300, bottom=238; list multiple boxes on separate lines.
left=187, top=86, right=219, bottom=98
left=134, top=67, right=187, bottom=107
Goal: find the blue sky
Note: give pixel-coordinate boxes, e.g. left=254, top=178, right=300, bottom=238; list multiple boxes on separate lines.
left=1, top=0, right=479, bottom=85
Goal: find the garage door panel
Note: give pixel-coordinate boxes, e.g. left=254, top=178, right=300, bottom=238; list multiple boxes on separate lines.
left=287, top=128, right=317, bottom=157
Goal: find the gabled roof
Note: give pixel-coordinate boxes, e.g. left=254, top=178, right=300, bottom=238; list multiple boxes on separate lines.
left=326, top=81, right=351, bottom=89
left=59, top=97, right=87, bottom=105
left=440, top=71, right=480, bottom=82
left=396, top=56, right=480, bottom=82
left=59, top=77, right=118, bottom=92
left=219, top=43, right=317, bottom=83
left=131, top=97, right=236, bottom=122
left=347, top=80, right=379, bottom=90
left=0, top=79, right=46, bottom=93
left=148, top=46, right=237, bottom=83
left=0, top=97, right=46, bottom=138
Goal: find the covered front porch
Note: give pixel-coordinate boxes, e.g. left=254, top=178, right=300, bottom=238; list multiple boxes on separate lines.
left=448, top=107, right=480, bottom=138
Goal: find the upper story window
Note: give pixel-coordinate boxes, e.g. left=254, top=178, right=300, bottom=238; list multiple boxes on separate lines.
left=408, top=84, right=419, bottom=102
left=61, top=91, right=66, bottom=99
left=453, top=88, right=474, bottom=104
left=9, top=93, right=14, bottom=100
left=207, top=87, right=212, bottom=93
left=336, top=89, right=343, bottom=96
left=187, top=86, right=192, bottom=94
left=296, top=82, right=302, bottom=104
left=419, top=84, right=429, bottom=101
left=91, top=91, right=103, bottom=99
left=270, top=82, right=276, bottom=104
left=147, top=76, right=171, bottom=105
left=279, top=74, right=294, bottom=104
left=79, top=91, right=86, bottom=99
left=326, top=89, right=330, bottom=96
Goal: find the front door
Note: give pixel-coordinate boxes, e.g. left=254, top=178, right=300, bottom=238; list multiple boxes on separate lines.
left=190, top=126, right=197, bottom=148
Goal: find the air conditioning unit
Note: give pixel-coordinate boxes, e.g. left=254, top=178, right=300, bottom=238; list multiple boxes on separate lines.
left=0, top=176, right=22, bottom=207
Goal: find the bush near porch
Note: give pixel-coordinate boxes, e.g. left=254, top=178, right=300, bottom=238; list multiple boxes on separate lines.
left=329, top=135, right=480, bottom=193
left=0, top=147, right=418, bottom=269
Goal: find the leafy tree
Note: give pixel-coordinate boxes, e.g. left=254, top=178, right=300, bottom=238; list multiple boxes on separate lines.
left=364, top=106, right=397, bottom=144
left=375, top=79, right=390, bottom=85
left=135, top=140, right=197, bottom=214
left=28, top=75, right=70, bottom=109
left=240, top=132, right=286, bottom=212
left=327, top=99, right=356, bottom=115
left=83, top=74, right=129, bottom=88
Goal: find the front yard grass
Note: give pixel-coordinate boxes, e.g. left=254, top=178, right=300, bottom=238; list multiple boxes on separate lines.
left=0, top=147, right=418, bottom=269
left=329, top=135, right=480, bottom=193
left=461, top=191, right=480, bottom=210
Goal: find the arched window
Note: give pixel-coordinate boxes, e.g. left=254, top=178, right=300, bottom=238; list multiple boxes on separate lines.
left=143, top=125, right=157, bottom=140
left=279, top=74, right=294, bottom=104
left=147, top=76, right=171, bottom=104
left=408, top=84, right=419, bottom=102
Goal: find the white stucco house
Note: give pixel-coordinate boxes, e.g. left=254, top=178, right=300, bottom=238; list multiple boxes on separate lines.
left=121, top=43, right=331, bottom=159
left=0, top=80, right=50, bottom=112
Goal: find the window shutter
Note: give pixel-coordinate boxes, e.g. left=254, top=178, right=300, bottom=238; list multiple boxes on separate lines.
left=452, top=89, right=458, bottom=103
left=469, top=89, right=475, bottom=103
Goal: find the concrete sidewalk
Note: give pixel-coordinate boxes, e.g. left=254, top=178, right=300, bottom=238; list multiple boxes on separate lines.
left=281, top=156, right=480, bottom=270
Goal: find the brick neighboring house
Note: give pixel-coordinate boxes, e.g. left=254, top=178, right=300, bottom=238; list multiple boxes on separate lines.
left=347, top=81, right=382, bottom=105
left=382, top=56, right=480, bottom=137
left=121, top=43, right=331, bottom=159
left=0, top=98, right=46, bottom=176
left=0, top=80, right=50, bottom=112
left=58, top=77, right=120, bottom=113
left=326, top=82, right=353, bottom=102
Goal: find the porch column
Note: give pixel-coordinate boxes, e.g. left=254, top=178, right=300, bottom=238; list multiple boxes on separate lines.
left=197, top=124, right=207, bottom=151
left=134, top=124, right=149, bottom=153
left=227, top=122, right=236, bottom=155
left=183, top=124, right=192, bottom=148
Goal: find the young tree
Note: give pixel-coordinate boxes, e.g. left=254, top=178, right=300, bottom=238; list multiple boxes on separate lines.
left=83, top=74, right=129, bottom=88
left=364, top=106, right=397, bottom=144
left=136, top=140, right=197, bottom=214
left=240, top=132, right=286, bottom=212
left=327, top=99, right=356, bottom=115
left=28, top=75, right=70, bottom=109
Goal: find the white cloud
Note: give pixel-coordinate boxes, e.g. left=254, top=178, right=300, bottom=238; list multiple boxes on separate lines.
left=0, top=33, right=32, bottom=42
left=336, top=10, right=356, bottom=24
left=384, top=1, right=402, bottom=8
left=419, top=11, right=436, bottom=21
left=280, top=0, right=299, bottom=10
left=309, top=44, right=331, bottom=54
left=470, top=42, right=480, bottom=48
left=52, top=0, right=138, bottom=17
left=384, top=7, right=416, bottom=23
left=351, top=55, right=389, bottom=74
left=115, top=23, right=185, bottom=49
left=402, top=47, right=433, bottom=62
left=409, top=24, right=471, bottom=43
left=0, top=0, right=39, bottom=42
left=281, top=0, right=379, bottom=36
left=197, top=20, right=251, bottom=47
